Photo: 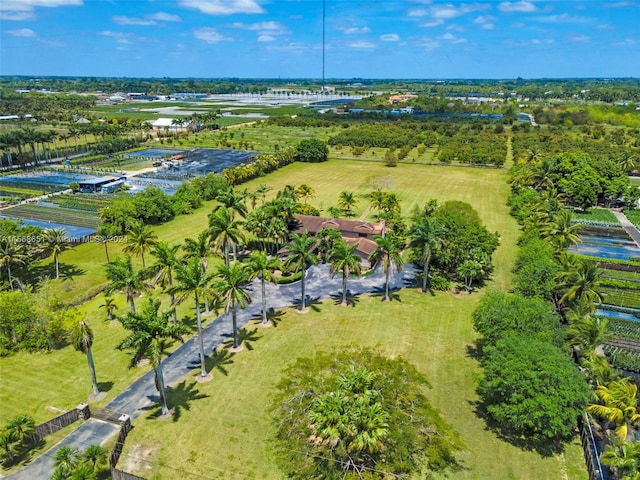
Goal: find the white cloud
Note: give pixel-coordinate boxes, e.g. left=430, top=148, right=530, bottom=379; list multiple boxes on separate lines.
left=431, top=3, right=488, bottom=19
left=438, top=32, right=467, bottom=44
left=230, top=21, right=289, bottom=35
left=421, top=19, right=444, bottom=27
left=112, top=16, right=156, bottom=26
left=344, top=26, right=371, bottom=34
left=0, top=0, right=82, bottom=21
left=498, top=1, right=537, bottom=13
left=408, top=8, right=428, bottom=17
left=193, top=27, right=231, bottom=43
left=347, top=41, right=376, bottom=49
left=505, top=38, right=554, bottom=46
left=380, top=33, right=400, bottom=42
left=567, top=34, right=590, bottom=42
left=613, top=38, right=636, bottom=45
left=534, top=13, right=590, bottom=23
left=7, top=28, right=37, bottom=37
left=148, top=12, right=182, bottom=22
left=474, top=15, right=496, bottom=29
left=257, top=34, right=275, bottom=42
left=178, top=0, right=264, bottom=15
left=99, top=30, right=133, bottom=44
left=415, top=38, right=440, bottom=50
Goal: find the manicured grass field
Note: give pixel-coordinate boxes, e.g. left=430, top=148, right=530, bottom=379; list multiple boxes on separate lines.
left=0, top=159, right=587, bottom=479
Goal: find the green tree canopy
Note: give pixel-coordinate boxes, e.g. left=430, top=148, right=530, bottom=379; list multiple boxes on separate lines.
left=296, top=138, right=329, bottom=163
left=271, top=347, right=463, bottom=479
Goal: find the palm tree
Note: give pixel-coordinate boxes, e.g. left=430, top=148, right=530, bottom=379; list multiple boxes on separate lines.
left=556, top=259, right=603, bottom=311
left=208, top=206, right=245, bottom=266
left=98, top=296, right=117, bottom=321
left=170, top=257, right=215, bottom=378
left=246, top=250, right=280, bottom=325
left=71, top=320, right=100, bottom=396
left=151, top=241, right=181, bottom=324
left=285, top=232, right=318, bottom=312
left=53, top=446, right=81, bottom=476
left=183, top=231, right=211, bottom=271
left=338, top=190, right=357, bottom=217
left=255, top=183, right=272, bottom=206
left=0, top=240, right=26, bottom=291
left=0, top=430, right=20, bottom=466
left=45, top=228, right=70, bottom=280
left=601, top=439, right=640, bottom=480
left=118, top=297, right=184, bottom=416
left=369, top=234, right=404, bottom=301
left=81, top=444, right=107, bottom=472
left=296, top=184, right=315, bottom=204
left=214, top=262, right=252, bottom=349
left=124, top=222, right=158, bottom=268
left=104, top=256, right=150, bottom=313
left=566, top=313, right=608, bottom=357
left=216, top=188, right=247, bottom=219
left=541, top=209, right=582, bottom=252
left=588, top=379, right=640, bottom=441
left=408, top=216, right=445, bottom=293
left=327, top=239, right=362, bottom=306
left=6, top=414, right=35, bottom=445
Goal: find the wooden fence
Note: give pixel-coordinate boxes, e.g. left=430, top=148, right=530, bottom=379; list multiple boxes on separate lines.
left=27, top=404, right=88, bottom=444
left=109, top=414, right=146, bottom=480
left=578, top=413, right=607, bottom=480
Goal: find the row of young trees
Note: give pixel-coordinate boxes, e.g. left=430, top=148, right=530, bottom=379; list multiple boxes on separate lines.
left=488, top=156, right=640, bottom=478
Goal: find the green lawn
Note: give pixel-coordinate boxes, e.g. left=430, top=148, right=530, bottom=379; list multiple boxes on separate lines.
left=1, top=159, right=588, bottom=479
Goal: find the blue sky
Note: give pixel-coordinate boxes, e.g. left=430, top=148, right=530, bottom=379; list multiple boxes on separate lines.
left=1, top=0, right=639, bottom=79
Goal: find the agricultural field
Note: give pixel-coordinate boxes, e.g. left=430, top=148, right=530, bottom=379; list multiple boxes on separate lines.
left=571, top=208, right=620, bottom=225
left=1, top=203, right=101, bottom=229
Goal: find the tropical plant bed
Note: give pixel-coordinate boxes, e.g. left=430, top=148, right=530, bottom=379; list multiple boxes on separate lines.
left=2, top=204, right=100, bottom=228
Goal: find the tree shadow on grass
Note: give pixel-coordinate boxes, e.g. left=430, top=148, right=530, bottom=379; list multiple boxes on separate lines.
left=97, top=381, right=114, bottom=393
left=292, top=295, right=323, bottom=313
left=369, top=289, right=402, bottom=302
left=146, top=380, right=209, bottom=423
left=465, top=340, right=485, bottom=363
left=223, top=327, right=261, bottom=351
left=470, top=399, right=567, bottom=457
left=204, top=347, right=236, bottom=376
left=330, top=292, right=361, bottom=308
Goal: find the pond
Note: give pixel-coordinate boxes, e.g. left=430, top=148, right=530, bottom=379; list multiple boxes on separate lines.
left=0, top=217, right=96, bottom=239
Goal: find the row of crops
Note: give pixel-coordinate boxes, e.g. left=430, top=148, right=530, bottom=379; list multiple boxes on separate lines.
left=1, top=204, right=101, bottom=229
left=46, top=193, right=117, bottom=212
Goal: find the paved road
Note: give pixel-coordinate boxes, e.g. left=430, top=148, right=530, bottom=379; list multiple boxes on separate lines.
left=611, top=210, right=640, bottom=248
left=7, top=263, right=416, bottom=479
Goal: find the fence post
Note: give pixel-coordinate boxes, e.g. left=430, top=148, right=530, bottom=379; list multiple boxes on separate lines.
left=76, top=403, right=91, bottom=420
left=118, top=414, right=131, bottom=434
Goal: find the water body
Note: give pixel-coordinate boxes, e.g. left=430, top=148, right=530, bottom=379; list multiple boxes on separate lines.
left=596, top=309, right=640, bottom=322
left=569, top=232, right=640, bottom=261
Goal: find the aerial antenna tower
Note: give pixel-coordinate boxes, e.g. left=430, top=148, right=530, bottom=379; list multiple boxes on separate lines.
left=322, top=0, right=326, bottom=92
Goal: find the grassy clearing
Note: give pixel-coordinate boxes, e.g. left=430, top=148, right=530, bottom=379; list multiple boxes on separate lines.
left=121, top=291, right=586, bottom=480
left=624, top=208, right=640, bottom=228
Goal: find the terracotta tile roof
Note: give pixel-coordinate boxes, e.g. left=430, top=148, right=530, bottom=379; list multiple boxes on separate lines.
left=292, top=215, right=384, bottom=237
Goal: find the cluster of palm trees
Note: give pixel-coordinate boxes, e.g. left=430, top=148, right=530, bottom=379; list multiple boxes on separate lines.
left=90, top=185, right=423, bottom=416
left=0, top=226, right=72, bottom=291
left=51, top=444, right=107, bottom=480
left=0, top=414, right=35, bottom=467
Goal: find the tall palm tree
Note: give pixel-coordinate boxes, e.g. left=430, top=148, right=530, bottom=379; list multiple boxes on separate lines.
left=216, top=188, right=247, bottom=219
left=183, top=231, right=211, bottom=271
left=255, top=183, right=272, bottom=206
left=408, top=216, right=445, bottom=293
left=151, top=241, right=181, bottom=324
left=124, top=222, right=158, bottom=268
left=45, top=228, right=70, bottom=280
left=104, top=256, right=150, bottom=313
left=588, top=379, right=640, bottom=441
left=0, top=240, right=26, bottom=291
left=337, top=190, right=357, bottom=217
left=327, top=239, right=362, bottom=306
left=285, top=232, right=318, bottom=312
left=566, top=313, right=608, bottom=357
left=246, top=250, right=279, bottom=325
left=71, top=320, right=100, bottom=396
left=556, top=259, right=603, bottom=311
left=541, top=209, right=582, bottom=252
left=296, top=184, right=315, bottom=204
left=214, top=262, right=252, bottom=349
left=170, top=257, right=215, bottom=378
left=369, top=234, right=404, bottom=301
left=118, top=297, right=184, bottom=416
left=208, top=206, right=245, bottom=266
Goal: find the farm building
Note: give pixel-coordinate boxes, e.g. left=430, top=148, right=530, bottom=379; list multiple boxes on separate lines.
left=79, top=176, right=126, bottom=193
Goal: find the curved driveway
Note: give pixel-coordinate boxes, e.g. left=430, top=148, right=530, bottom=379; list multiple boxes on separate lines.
left=8, top=263, right=416, bottom=479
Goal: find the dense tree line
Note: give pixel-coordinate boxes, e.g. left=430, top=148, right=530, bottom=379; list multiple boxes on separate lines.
left=0, top=90, right=96, bottom=121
